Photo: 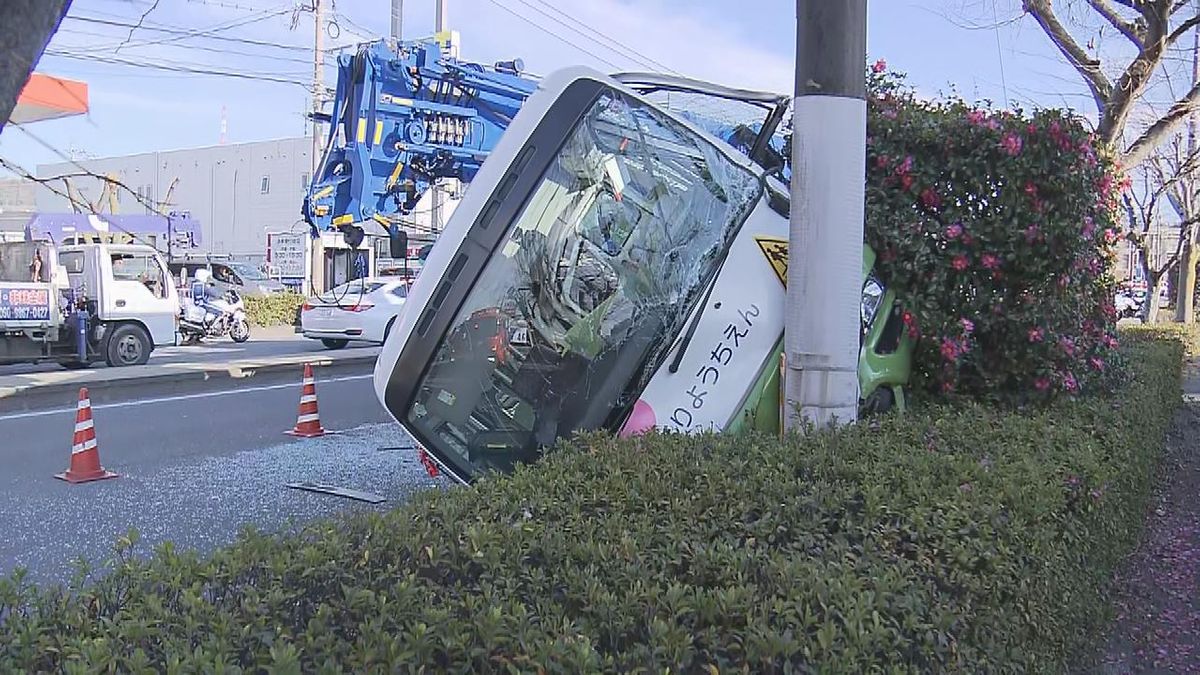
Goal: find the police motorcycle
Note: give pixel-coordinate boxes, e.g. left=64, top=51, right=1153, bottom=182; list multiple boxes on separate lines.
left=179, top=268, right=251, bottom=344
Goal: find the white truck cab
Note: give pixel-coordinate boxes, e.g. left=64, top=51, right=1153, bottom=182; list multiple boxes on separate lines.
left=0, top=241, right=178, bottom=368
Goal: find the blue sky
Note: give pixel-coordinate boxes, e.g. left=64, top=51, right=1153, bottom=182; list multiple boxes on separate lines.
left=0, top=0, right=1115, bottom=173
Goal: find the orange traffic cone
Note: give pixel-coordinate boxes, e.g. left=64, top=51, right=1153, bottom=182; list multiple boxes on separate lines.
left=285, top=363, right=327, bottom=437
left=55, top=387, right=119, bottom=484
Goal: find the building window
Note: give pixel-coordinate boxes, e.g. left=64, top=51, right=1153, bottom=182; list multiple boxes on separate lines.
left=300, top=172, right=310, bottom=191
left=260, top=176, right=271, bottom=194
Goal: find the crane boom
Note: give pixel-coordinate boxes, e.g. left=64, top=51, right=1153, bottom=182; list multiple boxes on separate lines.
left=302, top=37, right=537, bottom=247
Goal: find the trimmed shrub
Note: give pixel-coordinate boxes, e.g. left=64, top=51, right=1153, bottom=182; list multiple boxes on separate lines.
left=864, top=62, right=1125, bottom=401
left=244, top=292, right=305, bottom=326
left=0, top=334, right=1182, bottom=672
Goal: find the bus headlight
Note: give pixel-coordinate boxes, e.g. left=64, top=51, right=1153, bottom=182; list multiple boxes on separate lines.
left=861, top=277, right=884, bottom=332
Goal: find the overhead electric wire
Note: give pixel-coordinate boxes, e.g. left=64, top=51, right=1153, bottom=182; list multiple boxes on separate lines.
left=481, top=0, right=624, bottom=71
left=43, top=49, right=310, bottom=87
left=520, top=0, right=680, bottom=74
left=68, top=5, right=294, bottom=54
left=62, top=12, right=310, bottom=53
left=55, top=27, right=317, bottom=66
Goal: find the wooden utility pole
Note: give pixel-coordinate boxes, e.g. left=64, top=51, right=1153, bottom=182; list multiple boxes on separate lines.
left=784, top=0, right=869, bottom=431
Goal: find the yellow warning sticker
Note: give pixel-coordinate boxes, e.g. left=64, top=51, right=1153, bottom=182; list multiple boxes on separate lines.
left=754, top=235, right=788, bottom=286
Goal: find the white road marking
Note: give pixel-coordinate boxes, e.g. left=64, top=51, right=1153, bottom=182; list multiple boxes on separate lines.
left=0, top=374, right=374, bottom=422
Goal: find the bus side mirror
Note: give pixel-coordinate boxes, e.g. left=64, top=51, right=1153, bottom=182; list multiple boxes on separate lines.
left=390, top=226, right=408, bottom=260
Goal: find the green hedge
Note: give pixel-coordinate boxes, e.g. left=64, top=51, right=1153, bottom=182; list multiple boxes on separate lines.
left=0, top=336, right=1182, bottom=672
left=244, top=292, right=305, bottom=327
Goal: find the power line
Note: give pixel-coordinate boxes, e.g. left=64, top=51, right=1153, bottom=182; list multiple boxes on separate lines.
left=522, top=0, right=679, bottom=74
left=73, top=5, right=293, bottom=54
left=480, top=0, right=624, bottom=71
left=62, top=11, right=309, bottom=53
left=56, top=27, right=317, bottom=66
left=44, top=49, right=310, bottom=86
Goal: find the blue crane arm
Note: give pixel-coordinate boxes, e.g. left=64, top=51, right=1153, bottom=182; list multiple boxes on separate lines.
left=301, top=37, right=537, bottom=241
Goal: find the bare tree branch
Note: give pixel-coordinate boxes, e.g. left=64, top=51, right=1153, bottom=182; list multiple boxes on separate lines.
left=1125, top=79, right=1200, bottom=164
left=1086, top=0, right=1146, bottom=46
left=1167, top=11, right=1200, bottom=45
left=1023, top=0, right=1113, bottom=109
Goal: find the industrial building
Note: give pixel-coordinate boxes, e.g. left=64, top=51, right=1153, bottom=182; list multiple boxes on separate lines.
left=23, top=135, right=456, bottom=291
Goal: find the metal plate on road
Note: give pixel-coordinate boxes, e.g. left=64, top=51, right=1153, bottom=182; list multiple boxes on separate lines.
left=284, top=482, right=387, bottom=503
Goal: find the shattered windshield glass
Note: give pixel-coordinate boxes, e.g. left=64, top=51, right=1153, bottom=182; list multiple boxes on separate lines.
left=405, top=87, right=761, bottom=478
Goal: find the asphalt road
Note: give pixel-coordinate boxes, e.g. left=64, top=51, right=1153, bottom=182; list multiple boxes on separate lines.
left=0, top=359, right=445, bottom=585
left=0, top=326, right=377, bottom=377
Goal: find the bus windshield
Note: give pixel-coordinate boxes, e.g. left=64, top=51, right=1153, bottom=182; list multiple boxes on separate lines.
left=404, top=86, right=761, bottom=479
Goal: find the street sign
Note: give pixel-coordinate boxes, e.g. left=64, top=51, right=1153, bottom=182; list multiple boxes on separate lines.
left=267, top=232, right=307, bottom=278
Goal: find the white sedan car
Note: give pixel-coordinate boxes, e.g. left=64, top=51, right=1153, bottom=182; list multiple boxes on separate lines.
left=300, top=277, right=409, bottom=349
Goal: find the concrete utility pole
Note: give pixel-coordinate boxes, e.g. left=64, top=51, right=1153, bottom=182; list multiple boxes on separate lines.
left=784, top=0, right=868, bottom=431
left=311, top=0, right=324, bottom=176
left=1175, top=0, right=1200, bottom=323
left=309, top=0, right=326, bottom=293
left=430, top=0, right=448, bottom=237
left=391, top=0, right=403, bottom=40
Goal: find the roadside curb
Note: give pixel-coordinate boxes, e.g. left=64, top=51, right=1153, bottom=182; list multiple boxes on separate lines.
left=0, top=350, right=379, bottom=404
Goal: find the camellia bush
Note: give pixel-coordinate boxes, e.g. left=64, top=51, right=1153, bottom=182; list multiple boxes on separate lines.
left=864, top=61, right=1126, bottom=402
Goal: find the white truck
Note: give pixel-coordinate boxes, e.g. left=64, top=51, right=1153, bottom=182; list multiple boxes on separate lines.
left=0, top=240, right=179, bottom=368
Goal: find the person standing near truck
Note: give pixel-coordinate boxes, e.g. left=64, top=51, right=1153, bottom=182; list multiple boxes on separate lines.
left=29, top=249, right=43, bottom=282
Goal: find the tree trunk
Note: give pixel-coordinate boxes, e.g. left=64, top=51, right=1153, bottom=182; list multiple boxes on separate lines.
left=1148, top=272, right=1170, bottom=323
left=1177, top=236, right=1200, bottom=321
left=0, top=0, right=73, bottom=133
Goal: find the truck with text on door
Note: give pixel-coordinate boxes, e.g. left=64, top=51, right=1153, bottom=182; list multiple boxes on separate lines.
left=0, top=240, right=179, bottom=368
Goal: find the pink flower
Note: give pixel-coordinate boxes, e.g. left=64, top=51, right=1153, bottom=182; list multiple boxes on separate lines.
left=967, top=110, right=987, bottom=126
left=875, top=154, right=890, bottom=169
left=940, top=338, right=962, bottom=362
left=897, top=155, right=914, bottom=174
left=900, top=174, right=914, bottom=191
left=883, top=108, right=899, bottom=120
left=961, top=232, right=975, bottom=246
left=1063, top=373, right=1079, bottom=392
left=1035, top=377, right=1051, bottom=391
left=1058, top=274, right=1071, bottom=289
left=960, top=318, right=975, bottom=333
left=1000, top=133, right=1024, bottom=156
left=1059, top=336, right=1076, bottom=357
left=981, top=253, right=1001, bottom=270
left=986, top=118, right=1001, bottom=131
left=1026, top=122, right=1038, bottom=135
left=1103, top=334, right=1119, bottom=349
left=945, top=223, right=963, bottom=239
left=920, top=187, right=940, bottom=209
left=952, top=255, right=969, bottom=271
left=1090, top=357, right=1105, bottom=372
left=1025, top=224, right=1040, bottom=243
left=1028, top=327, right=1044, bottom=343
left=1024, top=182, right=1039, bottom=198
left=872, top=59, right=887, bottom=73
left=902, top=311, right=915, bottom=326
left=1104, top=228, right=1119, bottom=243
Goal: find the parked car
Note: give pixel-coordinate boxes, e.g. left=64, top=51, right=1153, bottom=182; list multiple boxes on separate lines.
left=300, top=276, right=409, bottom=349
left=168, top=260, right=287, bottom=298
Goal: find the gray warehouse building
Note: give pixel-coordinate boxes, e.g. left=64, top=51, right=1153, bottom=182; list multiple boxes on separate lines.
left=31, top=136, right=455, bottom=270
left=35, top=137, right=315, bottom=263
